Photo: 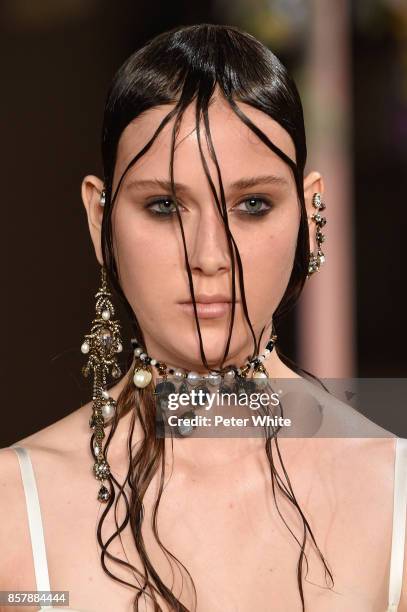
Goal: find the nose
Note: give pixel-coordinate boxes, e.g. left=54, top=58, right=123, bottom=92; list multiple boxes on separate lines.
left=188, top=204, right=231, bottom=276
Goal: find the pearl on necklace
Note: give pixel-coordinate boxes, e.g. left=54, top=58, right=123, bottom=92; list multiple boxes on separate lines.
left=133, top=368, right=152, bottom=388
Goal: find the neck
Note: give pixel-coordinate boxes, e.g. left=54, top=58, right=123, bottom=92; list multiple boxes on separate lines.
left=86, top=346, right=302, bottom=470
left=131, top=329, right=279, bottom=377
left=106, top=346, right=300, bottom=398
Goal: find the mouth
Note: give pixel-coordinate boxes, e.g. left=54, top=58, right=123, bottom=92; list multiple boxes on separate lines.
left=178, top=300, right=238, bottom=319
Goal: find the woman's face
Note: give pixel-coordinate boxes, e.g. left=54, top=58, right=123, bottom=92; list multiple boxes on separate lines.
left=90, top=96, right=310, bottom=372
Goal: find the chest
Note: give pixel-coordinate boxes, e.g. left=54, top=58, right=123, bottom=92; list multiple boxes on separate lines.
left=39, top=453, right=394, bottom=612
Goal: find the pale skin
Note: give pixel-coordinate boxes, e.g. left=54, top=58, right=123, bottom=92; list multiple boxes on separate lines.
left=0, top=95, right=405, bottom=611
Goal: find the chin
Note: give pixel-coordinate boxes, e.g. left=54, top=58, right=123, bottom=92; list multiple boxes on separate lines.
left=171, top=331, right=242, bottom=369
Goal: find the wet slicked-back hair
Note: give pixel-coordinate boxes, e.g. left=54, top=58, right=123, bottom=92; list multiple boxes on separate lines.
left=94, top=24, right=333, bottom=611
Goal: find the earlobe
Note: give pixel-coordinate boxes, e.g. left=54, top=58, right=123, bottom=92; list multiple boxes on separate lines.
left=81, top=175, right=105, bottom=266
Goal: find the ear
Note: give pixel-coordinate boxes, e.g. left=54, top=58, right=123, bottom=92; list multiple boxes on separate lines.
left=81, top=175, right=104, bottom=266
left=303, top=171, right=324, bottom=254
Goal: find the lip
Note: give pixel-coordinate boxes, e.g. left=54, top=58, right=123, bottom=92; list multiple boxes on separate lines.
left=180, top=294, right=237, bottom=304
left=178, top=302, right=236, bottom=319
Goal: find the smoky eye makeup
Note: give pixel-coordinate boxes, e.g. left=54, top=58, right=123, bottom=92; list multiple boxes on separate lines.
left=144, top=197, right=179, bottom=217
left=143, top=194, right=275, bottom=219
left=233, top=196, right=275, bottom=216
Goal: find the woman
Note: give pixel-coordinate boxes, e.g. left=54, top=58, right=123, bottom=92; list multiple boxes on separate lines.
left=1, top=24, right=406, bottom=612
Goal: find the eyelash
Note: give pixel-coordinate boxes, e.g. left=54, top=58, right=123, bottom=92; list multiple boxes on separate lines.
left=145, top=197, right=273, bottom=219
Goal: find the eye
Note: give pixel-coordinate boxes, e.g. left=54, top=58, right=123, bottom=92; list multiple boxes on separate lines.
left=234, top=197, right=273, bottom=216
left=145, top=196, right=273, bottom=218
left=145, top=198, right=179, bottom=217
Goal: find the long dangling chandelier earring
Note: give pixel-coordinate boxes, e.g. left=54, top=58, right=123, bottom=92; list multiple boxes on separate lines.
left=308, top=192, right=327, bottom=277
left=80, top=265, right=123, bottom=502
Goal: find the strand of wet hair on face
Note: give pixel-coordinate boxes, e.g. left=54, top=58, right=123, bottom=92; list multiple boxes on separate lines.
left=193, top=90, right=241, bottom=370
left=193, top=86, right=259, bottom=364
left=198, top=95, right=267, bottom=362
left=224, top=95, right=312, bottom=321
left=167, top=107, right=213, bottom=375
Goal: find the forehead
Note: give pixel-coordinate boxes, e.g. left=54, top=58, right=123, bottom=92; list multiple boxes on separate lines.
left=115, top=94, right=296, bottom=186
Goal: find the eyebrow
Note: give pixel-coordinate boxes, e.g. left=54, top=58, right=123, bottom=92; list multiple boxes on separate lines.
left=124, top=174, right=289, bottom=193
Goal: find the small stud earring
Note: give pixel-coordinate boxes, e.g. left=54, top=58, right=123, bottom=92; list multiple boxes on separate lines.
left=100, top=189, right=106, bottom=207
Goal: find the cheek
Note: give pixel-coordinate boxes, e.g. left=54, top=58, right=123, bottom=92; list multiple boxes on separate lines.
left=237, top=217, right=299, bottom=315
left=112, top=214, right=182, bottom=318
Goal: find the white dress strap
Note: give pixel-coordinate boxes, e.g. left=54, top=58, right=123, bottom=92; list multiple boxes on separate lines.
left=10, top=445, right=52, bottom=595
left=387, top=437, right=407, bottom=611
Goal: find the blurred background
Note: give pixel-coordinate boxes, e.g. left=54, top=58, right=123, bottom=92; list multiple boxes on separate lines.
left=1, top=0, right=406, bottom=444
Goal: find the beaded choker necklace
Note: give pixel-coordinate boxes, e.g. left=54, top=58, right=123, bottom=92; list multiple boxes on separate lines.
left=131, top=332, right=277, bottom=389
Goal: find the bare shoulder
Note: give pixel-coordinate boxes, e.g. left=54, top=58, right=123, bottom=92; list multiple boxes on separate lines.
left=0, top=402, right=91, bottom=508
left=0, top=400, right=93, bottom=496
left=0, top=402, right=93, bottom=590
left=335, top=436, right=397, bottom=483
left=9, top=397, right=92, bottom=453
left=304, top=436, right=398, bottom=505
left=0, top=446, right=35, bottom=590
left=337, top=436, right=406, bottom=608
left=309, top=435, right=397, bottom=466
left=395, top=437, right=407, bottom=610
